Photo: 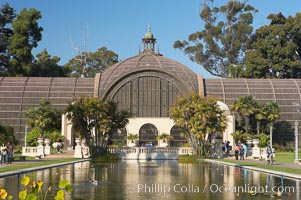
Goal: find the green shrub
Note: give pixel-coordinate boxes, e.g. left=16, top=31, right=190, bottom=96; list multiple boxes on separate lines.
left=27, top=127, right=41, bottom=146
left=179, top=143, right=191, bottom=147
left=27, top=128, right=63, bottom=147
left=258, top=133, right=270, bottom=148
left=178, top=154, right=199, bottom=163
left=94, top=152, right=121, bottom=163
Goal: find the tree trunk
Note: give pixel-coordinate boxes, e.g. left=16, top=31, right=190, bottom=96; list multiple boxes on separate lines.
left=244, top=115, right=249, bottom=134
left=256, top=121, right=260, bottom=135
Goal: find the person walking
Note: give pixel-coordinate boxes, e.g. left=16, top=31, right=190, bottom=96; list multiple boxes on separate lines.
left=240, top=144, right=245, bottom=160
left=225, top=141, right=230, bottom=157
left=243, top=143, right=248, bottom=158
left=0, top=143, right=7, bottom=164
left=234, top=144, right=240, bottom=160
left=7, top=142, right=14, bottom=164
left=266, top=144, right=273, bottom=165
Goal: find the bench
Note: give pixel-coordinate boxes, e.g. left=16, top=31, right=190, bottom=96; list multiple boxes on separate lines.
left=12, top=156, right=26, bottom=161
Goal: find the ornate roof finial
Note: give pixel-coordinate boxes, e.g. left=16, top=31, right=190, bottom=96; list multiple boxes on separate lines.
left=142, top=24, right=156, bottom=53
left=144, top=24, right=154, bottom=39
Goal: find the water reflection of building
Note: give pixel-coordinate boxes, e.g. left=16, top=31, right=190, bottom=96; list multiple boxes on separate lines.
left=0, top=161, right=300, bottom=199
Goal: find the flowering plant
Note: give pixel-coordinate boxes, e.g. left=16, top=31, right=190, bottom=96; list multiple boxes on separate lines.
left=0, top=176, right=72, bottom=200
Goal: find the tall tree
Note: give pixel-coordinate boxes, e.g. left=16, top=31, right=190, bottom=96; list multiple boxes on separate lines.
left=8, top=8, right=43, bottom=76
left=264, top=101, right=280, bottom=128
left=255, top=101, right=280, bottom=135
left=65, top=97, right=129, bottom=156
left=25, top=99, right=61, bottom=133
left=31, top=49, right=67, bottom=77
left=255, top=102, right=266, bottom=135
left=231, top=95, right=258, bottom=134
left=0, top=3, right=15, bottom=74
left=174, top=1, right=257, bottom=77
left=170, top=93, right=227, bottom=155
left=243, top=12, right=301, bottom=78
left=64, top=47, right=118, bottom=77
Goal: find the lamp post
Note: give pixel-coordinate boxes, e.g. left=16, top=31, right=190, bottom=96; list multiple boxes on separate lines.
left=269, top=125, right=273, bottom=147
left=24, top=125, right=28, bottom=148
left=295, top=120, right=299, bottom=163
left=293, top=102, right=300, bottom=163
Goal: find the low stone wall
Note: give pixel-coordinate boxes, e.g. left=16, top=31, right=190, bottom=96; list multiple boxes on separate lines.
left=107, top=147, right=193, bottom=160
left=22, top=146, right=50, bottom=157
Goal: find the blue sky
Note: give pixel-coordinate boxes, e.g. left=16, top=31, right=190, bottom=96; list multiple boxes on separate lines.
left=4, top=0, right=301, bottom=78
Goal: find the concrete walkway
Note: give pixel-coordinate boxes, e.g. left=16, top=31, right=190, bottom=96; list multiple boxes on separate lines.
left=0, top=150, right=76, bottom=168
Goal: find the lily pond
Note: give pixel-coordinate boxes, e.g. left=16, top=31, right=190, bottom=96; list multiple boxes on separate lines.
left=0, top=160, right=300, bottom=200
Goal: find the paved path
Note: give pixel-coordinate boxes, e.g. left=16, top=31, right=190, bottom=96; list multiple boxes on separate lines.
left=0, top=150, right=75, bottom=168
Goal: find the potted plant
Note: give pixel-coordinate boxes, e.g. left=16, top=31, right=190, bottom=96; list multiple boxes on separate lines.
left=125, top=134, right=138, bottom=147
left=44, top=137, right=51, bottom=146
left=156, top=133, right=173, bottom=147
left=49, top=130, right=65, bottom=152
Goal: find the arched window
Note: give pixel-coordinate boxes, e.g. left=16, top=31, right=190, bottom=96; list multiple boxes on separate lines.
left=139, top=123, right=158, bottom=146
left=170, top=125, right=187, bottom=147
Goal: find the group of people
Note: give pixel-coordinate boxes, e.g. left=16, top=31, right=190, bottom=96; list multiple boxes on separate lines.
left=233, top=143, right=248, bottom=160
left=0, top=142, right=14, bottom=164
left=222, top=140, right=231, bottom=157
left=226, top=141, right=274, bottom=164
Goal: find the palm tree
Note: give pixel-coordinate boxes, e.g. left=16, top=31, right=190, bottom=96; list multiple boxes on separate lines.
left=231, top=96, right=258, bottom=134
left=156, top=133, right=174, bottom=143
left=125, top=133, right=138, bottom=143
left=264, top=101, right=280, bottom=130
left=255, top=102, right=266, bottom=135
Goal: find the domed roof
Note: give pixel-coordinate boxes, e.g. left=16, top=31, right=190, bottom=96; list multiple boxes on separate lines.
left=98, top=52, right=199, bottom=97
left=97, top=27, right=199, bottom=98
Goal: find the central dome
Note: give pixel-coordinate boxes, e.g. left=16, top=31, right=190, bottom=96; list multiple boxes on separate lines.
left=96, top=27, right=199, bottom=117
left=98, top=26, right=199, bottom=98
left=98, top=52, right=199, bottom=97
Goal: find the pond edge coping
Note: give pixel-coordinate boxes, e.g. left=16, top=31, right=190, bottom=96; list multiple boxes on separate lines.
left=0, top=159, right=91, bottom=178
left=204, top=159, right=301, bottom=180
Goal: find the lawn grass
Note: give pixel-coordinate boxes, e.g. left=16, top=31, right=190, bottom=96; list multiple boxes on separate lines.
left=216, top=151, right=301, bottom=176
left=0, top=158, right=80, bottom=173
left=273, top=151, right=300, bottom=163
left=217, top=159, right=301, bottom=175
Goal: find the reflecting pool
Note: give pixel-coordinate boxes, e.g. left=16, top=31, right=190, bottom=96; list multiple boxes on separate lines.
left=0, top=161, right=300, bottom=200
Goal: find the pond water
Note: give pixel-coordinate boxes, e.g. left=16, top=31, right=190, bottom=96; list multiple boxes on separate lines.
left=0, top=160, right=300, bottom=200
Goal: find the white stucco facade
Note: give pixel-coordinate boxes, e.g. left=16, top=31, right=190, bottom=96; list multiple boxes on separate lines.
left=61, top=101, right=235, bottom=150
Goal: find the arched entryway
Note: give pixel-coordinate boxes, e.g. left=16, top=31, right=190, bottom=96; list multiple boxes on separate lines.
left=170, top=125, right=187, bottom=147
left=139, top=123, right=158, bottom=146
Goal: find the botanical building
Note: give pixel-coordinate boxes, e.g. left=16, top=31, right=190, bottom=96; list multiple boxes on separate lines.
left=0, top=27, right=300, bottom=148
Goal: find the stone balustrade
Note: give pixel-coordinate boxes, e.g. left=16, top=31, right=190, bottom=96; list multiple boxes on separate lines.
left=106, top=147, right=193, bottom=160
